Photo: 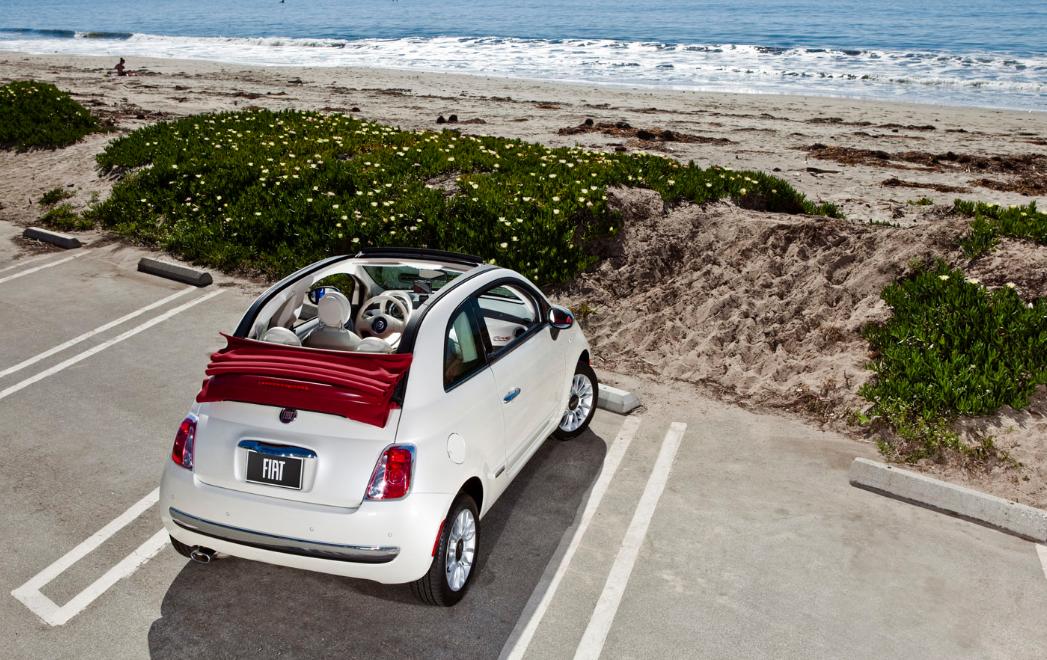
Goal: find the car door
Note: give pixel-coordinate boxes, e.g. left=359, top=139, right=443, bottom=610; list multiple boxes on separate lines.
left=474, top=281, right=565, bottom=475
left=440, top=300, right=507, bottom=479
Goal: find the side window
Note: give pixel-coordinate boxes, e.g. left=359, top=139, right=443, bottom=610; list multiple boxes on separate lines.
left=444, top=305, right=485, bottom=388
left=475, top=283, right=540, bottom=353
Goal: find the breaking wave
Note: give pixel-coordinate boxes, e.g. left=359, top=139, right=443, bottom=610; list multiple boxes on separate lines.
left=0, top=29, right=1044, bottom=110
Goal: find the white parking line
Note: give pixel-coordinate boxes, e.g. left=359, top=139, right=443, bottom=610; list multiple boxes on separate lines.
left=1037, top=544, right=1047, bottom=581
left=0, top=252, right=66, bottom=274
left=0, top=289, right=224, bottom=402
left=574, top=421, right=687, bottom=660
left=0, top=286, right=195, bottom=379
left=503, top=415, right=643, bottom=660
left=0, top=251, right=88, bottom=285
left=11, top=489, right=169, bottom=626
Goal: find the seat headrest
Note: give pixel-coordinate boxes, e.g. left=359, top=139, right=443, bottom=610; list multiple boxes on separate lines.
left=317, top=291, right=351, bottom=328
left=262, top=327, right=302, bottom=346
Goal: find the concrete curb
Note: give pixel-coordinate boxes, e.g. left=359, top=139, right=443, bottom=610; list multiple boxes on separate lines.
left=137, top=258, right=213, bottom=287
left=23, top=227, right=82, bottom=249
left=848, top=457, right=1047, bottom=542
left=597, top=385, right=640, bottom=415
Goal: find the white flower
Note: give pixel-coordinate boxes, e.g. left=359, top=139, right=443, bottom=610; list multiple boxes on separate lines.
left=965, top=277, right=980, bottom=285
left=938, top=275, right=950, bottom=281
left=499, top=242, right=508, bottom=248
left=1005, top=282, right=1017, bottom=289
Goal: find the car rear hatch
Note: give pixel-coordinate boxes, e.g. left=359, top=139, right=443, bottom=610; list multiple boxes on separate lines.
left=192, top=401, right=400, bottom=508
left=190, top=334, right=412, bottom=509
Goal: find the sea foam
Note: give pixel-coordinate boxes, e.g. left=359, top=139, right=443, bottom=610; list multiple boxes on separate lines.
left=0, top=30, right=1043, bottom=110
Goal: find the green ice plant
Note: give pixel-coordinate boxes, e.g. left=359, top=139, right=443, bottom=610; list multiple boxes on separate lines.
left=954, top=200, right=1047, bottom=258
left=86, top=108, right=840, bottom=282
left=860, top=260, right=1047, bottom=461
left=0, top=81, right=98, bottom=151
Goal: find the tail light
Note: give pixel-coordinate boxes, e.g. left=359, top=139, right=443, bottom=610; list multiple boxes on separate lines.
left=171, top=416, right=197, bottom=469
left=365, top=445, right=414, bottom=500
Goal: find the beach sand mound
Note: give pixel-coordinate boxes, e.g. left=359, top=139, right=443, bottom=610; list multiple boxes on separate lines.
left=560, top=188, right=1047, bottom=506
left=560, top=189, right=966, bottom=419
left=965, top=238, right=1047, bottom=300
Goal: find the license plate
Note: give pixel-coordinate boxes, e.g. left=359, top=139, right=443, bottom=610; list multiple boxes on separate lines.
left=246, top=451, right=303, bottom=489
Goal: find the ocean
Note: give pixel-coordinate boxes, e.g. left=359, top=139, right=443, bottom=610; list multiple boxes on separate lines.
left=1, top=0, right=1045, bottom=111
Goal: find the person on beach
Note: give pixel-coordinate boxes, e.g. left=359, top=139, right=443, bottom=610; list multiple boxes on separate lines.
left=114, top=58, right=127, bottom=76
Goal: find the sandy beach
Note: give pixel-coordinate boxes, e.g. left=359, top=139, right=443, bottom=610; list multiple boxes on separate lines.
left=1, top=52, right=1045, bottom=507
left=1, top=53, right=1044, bottom=224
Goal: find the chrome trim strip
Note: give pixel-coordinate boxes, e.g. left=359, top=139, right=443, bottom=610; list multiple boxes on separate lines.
left=169, top=507, right=400, bottom=564
left=237, top=440, right=317, bottom=459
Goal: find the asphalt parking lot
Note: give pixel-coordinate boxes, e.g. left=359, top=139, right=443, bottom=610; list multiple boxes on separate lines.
left=2, top=220, right=1046, bottom=659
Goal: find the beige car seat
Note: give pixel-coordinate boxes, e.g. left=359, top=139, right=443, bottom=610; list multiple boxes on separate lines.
left=261, top=326, right=302, bottom=346
left=302, top=291, right=362, bottom=351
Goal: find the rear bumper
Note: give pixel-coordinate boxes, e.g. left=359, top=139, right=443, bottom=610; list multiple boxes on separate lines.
left=168, top=507, right=400, bottom=564
left=160, top=462, right=450, bottom=584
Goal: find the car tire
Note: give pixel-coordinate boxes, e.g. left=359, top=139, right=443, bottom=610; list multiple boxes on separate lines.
left=411, top=493, right=479, bottom=606
left=170, top=535, right=193, bottom=559
left=553, top=362, right=599, bottom=441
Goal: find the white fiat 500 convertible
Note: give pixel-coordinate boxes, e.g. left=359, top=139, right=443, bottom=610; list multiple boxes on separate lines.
left=160, top=248, right=597, bottom=605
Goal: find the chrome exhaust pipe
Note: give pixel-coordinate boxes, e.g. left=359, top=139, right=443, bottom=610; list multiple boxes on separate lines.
left=189, top=546, right=216, bottom=564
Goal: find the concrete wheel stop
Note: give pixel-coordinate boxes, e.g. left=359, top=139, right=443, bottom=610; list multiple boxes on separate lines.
left=23, top=227, right=82, bottom=249
left=849, top=457, right=1047, bottom=542
left=597, top=385, right=641, bottom=415
left=138, top=258, right=213, bottom=287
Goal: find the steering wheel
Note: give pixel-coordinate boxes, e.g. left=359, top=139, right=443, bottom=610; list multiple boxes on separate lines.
left=355, top=292, right=413, bottom=340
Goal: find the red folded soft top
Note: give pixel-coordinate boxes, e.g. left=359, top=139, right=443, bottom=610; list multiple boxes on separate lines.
left=196, top=334, right=413, bottom=428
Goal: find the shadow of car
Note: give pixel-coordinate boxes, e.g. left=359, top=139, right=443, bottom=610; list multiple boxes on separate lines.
left=148, top=427, right=607, bottom=659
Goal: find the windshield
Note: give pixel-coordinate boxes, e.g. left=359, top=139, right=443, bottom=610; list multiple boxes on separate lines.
left=363, top=265, right=463, bottom=293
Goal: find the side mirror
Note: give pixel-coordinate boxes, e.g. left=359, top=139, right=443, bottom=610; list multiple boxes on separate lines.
left=549, top=305, right=575, bottom=330
left=307, top=286, right=326, bottom=305
left=307, top=285, right=341, bottom=305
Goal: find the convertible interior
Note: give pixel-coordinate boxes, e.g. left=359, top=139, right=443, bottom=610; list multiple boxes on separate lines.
left=249, top=258, right=541, bottom=357
left=249, top=261, right=456, bottom=354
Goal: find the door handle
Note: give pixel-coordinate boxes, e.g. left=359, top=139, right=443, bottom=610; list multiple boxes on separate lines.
left=503, top=388, right=521, bottom=403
